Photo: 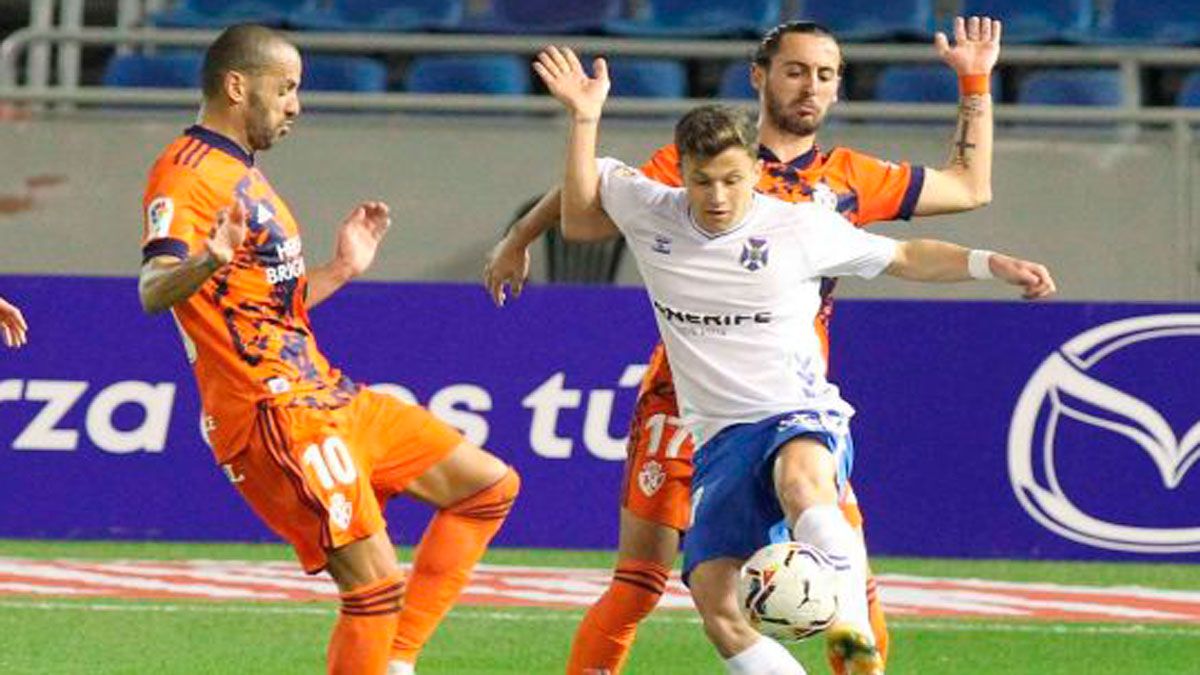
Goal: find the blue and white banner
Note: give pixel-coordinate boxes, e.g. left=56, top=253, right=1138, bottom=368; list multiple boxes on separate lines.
left=1, top=276, right=1196, bottom=561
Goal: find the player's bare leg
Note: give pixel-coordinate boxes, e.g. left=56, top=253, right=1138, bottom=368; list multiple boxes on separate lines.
left=567, top=508, right=678, bottom=674
left=774, top=438, right=881, bottom=674
left=689, top=558, right=806, bottom=674
left=388, top=441, right=519, bottom=672
left=325, top=530, right=406, bottom=675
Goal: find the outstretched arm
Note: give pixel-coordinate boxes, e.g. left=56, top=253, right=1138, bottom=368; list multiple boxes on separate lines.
left=532, top=46, right=617, bottom=243
left=915, top=16, right=1001, bottom=215
left=138, top=200, right=248, bottom=314
left=306, top=201, right=391, bottom=308
left=886, top=240, right=1056, bottom=300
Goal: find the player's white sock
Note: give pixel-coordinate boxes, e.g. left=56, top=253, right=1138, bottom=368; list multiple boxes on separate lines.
left=387, top=660, right=415, bottom=675
left=724, top=635, right=807, bottom=674
left=792, top=504, right=873, bottom=643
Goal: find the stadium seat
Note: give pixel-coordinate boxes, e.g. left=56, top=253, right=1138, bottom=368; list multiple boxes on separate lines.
left=405, top=55, right=530, bottom=95
left=874, top=65, right=1002, bottom=103
left=605, top=0, right=781, bottom=38
left=1089, top=0, right=1200, bottom=45
left=1016, top=69, right=1123, bottom=107
left=152, top=0, right=313, bottom=28
left=607, top=59, right=688, bottom=99
left=544, top=220, right=625, bottom=283
left=289, top=0, right=464, bottom=32
left=794, top=0, right=934, bottom=41
left=718, top=62, right=758, bottom=100
left=465, top=0, right=621, bottom=34
left=102, top=52, right=204, bottom=88
left=959, top=0, right=1092, bottom=44
left=1177, top=71, right=1200, bottom=107
left=301, top=55, right=388, bottom=92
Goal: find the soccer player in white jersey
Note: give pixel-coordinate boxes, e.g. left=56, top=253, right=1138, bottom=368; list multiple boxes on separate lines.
left=533, top=45, right=1055, bottom=675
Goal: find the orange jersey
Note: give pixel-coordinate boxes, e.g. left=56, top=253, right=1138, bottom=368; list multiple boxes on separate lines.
left=639, top=142, right=924, bottom=361
left=141, top=126, right=356, bottom=461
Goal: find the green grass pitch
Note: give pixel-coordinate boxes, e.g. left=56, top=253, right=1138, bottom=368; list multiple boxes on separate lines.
left=1, top=540, right=1197, bottom=674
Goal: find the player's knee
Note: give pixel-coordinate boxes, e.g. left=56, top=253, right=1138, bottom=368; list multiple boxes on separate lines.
left=448, top=466, right=520, bottom=520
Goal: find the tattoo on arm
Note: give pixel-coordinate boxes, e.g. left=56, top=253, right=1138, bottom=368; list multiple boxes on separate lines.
left=951, top=96, right=986, bottom=169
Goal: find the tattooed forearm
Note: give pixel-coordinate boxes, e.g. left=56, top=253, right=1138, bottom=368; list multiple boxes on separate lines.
left=950, top=96, right=987, bottom=169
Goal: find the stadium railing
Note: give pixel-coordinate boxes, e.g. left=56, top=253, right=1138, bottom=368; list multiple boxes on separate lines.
left=6, top=26, right=1200, bottom=127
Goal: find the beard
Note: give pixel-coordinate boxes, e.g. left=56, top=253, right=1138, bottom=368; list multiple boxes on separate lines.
left=764, top=90, right=824, bottom=137
left=246, top=92, right=283, bottom=151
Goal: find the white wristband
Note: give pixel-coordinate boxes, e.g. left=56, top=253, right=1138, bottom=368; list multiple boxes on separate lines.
left=968, top=249, right=995, bottom=280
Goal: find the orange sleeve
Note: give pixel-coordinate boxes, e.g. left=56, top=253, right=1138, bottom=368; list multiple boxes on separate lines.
left=140, top=164, right=221, bottom=262
left=841, top=149, right=926, bottom=225
left=639, top=143, right=683, bottom=187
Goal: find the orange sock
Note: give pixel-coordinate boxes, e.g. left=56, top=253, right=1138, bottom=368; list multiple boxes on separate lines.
left=328, top=572, right=404, bottom=675
left=566, top=559, right=671, bottom=675
left=391, top=468, right=520, bottom=664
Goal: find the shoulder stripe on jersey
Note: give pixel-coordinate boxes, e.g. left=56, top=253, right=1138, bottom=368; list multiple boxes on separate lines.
left=898, top=165, right=926, bottom=220
left=189, top=145, right=214, bottom=168
left=172, top=138, right=199, bottom=165
left=179, top=139, right=210, bottom=168
left=142, top=237, right=189, bottom=263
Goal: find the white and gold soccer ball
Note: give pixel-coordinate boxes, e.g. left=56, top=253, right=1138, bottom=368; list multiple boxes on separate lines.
left=737, top=542, right=839, bottom=641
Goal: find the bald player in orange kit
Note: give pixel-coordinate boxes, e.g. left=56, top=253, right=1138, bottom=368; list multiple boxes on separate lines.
left=138, top=24, right=519, bottom=675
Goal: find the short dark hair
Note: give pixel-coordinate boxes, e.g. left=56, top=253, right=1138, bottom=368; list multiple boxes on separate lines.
left=752, top=20, right=843, bottom=74
left=674, top=105, right=757, bottom=165
left=201, top=24, right=292, bottom=99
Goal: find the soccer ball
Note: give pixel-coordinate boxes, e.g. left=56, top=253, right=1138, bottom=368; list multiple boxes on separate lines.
left=737, top=542, right=839, bottom=641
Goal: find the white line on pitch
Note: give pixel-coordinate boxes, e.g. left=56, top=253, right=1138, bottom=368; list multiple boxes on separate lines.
left=2, top=599, right=1199, bottom=638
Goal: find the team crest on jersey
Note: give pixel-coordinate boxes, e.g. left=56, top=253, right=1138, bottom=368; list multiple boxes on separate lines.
left=329, top=492, right=353, bottom=531
left=652, top=234, right=672, bottom=255
left=146, top=197, right=174, bottom=239
left=638, top=460, right=666, bottom=497
left=739, top=237, right=770, bottom=271
left=811, top=182, right=839, bottom=211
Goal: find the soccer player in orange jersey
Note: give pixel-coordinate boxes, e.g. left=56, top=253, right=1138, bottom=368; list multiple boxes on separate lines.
left=485, top=17, right=1001, bottom=675
left=0, top=295, right=28, bottom=347
left=138, top=25, right=519, bottom=675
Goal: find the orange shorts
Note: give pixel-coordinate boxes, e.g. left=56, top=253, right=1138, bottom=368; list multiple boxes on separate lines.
left=622, top=343, right=865, bottom=532
left=221, top=388, right=463, bottom=573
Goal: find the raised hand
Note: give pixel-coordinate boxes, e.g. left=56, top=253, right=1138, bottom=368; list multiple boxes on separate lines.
left=206, top=199, right=249, bottom=267
left=0, top=295, right=28, bottom=347
left=935, top=16, right=1002, bottom=76
left=483, top=236, right=530, bottom=307
left=334, top=200, right=391, bottom=278
left=533, top=46, right=610, bottom=121
left=991, top=254, right=1056, bottom=300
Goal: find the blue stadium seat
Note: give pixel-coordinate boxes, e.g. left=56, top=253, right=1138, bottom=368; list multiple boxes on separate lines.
left=605, top=0, right=780, bottom=38
left=152, top=0, right=313, bottom=28
left=959, top=0, right=1092, bottom=43
left=718, top=62, right=757, bottom=100
left=289, top=0, right=464, bottom=32
left=874, top=65, right=1002, bottom=103
left=1017, top=69, right=1123, bottom=106
left=1090, top=0, right=1200, bottom=45
left=795, top=0, right=934, bottom=41
left=465, top=0, right=621, bottom=34
left=405, top=55, right=529, bottom=95
left=1177, top=71, right=1200, bottom=107
left=301, top=55, right=388, bottom=92
left=102, top=52, right=204, bottom=88
left=607, top=59, right=687, bottom=98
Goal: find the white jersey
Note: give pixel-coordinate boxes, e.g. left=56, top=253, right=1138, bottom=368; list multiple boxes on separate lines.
left=597, top=157, right=899, bottom=446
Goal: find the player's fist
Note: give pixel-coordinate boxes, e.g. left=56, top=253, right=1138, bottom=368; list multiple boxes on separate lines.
left=207, top=200, right=249, bottom=267
left=991, top=254, right=1056, bottom=300
left=935, top=16, right=1002, bottom=77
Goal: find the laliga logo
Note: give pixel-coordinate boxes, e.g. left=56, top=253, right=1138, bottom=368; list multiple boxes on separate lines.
left=1008, top=314, right=1200, bottom=553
